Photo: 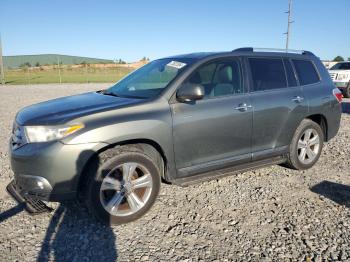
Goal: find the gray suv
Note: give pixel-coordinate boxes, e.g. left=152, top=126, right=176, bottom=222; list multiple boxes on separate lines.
left=9, top=48, right=342, bottom=224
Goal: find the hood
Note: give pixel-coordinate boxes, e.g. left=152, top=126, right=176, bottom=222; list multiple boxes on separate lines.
left=16, top=91, right=143, bottom=125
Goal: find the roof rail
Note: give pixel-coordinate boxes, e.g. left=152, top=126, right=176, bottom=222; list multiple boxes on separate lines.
left=232, top=47, right=314, bottom=56
left=233, top=47, right=253, bottom=52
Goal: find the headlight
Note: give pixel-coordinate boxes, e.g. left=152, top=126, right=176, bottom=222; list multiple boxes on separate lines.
left=337, top=73, right=349, bottom=81
left=24, top=124, right=84, bottom=143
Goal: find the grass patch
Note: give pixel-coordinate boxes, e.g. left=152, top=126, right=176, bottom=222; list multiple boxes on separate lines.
left=4, top=66, right=135, bottom=85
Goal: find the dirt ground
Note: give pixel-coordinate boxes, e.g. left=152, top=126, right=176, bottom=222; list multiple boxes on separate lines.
left=0, top=84, right=350, bottom=261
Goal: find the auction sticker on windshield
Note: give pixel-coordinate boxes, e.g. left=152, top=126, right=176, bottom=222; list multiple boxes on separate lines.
left=166, top=61, right=187, bottom=69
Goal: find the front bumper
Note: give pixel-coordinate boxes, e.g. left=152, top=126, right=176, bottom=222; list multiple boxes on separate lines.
left=7, top=180, right=53, bottom=214
left=10, top=141, right=106, bottom=201
left=14, top=175, right=53, bottom=200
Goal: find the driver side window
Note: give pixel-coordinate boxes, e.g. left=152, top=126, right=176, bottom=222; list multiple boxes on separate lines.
left=184, top=59, right=243, bottom=99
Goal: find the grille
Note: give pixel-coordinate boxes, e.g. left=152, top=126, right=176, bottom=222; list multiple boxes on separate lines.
left=11, top=123, right=27, bottom=150
left=329, top=72, right=337, bottom=81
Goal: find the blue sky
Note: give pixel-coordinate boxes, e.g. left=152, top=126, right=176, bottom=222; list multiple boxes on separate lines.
left=0, top=0, right=349, bottom=61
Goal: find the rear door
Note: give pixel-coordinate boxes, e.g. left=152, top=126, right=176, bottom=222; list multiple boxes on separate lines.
left=247, top=57, right=306, bottom=160
left=171, top=57, right=253, bottom=177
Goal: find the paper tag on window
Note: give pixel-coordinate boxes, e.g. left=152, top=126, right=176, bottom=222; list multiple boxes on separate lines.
left=166, top=61, right=187, bottom=69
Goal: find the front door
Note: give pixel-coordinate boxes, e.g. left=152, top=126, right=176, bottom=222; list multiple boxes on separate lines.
left=171, top=57, right=253, bottom=177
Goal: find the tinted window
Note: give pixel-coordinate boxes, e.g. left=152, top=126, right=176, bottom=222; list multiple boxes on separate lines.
left=283, top=59, right=298, bottom=87
left=249, top=58, right=287, bottom=91
left=330, top=62, right=350, bottom=70
left=197, top=63, right=216, bottom=84
left=185, top=59, right=243, bottom=98
left=107, top=58, right=193, bottom=98
left=292, top=60, right=320, bottom=85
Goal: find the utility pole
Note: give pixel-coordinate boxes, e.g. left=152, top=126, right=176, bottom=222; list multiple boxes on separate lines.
left=85, top=63, right=88, bottom=83
left=285, top=0, right=293, bottom=50
left=0, top=35, right=5, bottom=85
left=57, top=56, right=62, bottom=84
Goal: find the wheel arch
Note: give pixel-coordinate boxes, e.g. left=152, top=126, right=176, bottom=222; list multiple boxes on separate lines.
left=77, top=139, right=170, bottom=197
left=305, top=114, right=328, bottom=141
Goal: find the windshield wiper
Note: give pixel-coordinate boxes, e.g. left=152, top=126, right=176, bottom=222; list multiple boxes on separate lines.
left=119, top=94, right=148, bottom=99
left=99, top=90, right=147, bottom=99
left=100, top=90, right=120, bottom=97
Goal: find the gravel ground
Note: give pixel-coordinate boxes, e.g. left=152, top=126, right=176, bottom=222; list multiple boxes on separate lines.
left=0, top=84, right=350, bottom=261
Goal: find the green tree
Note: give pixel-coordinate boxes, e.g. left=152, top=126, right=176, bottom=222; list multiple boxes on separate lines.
left=333, top=56, right=345, bottom=62
left=35, top=62, right=40, bottom=67
left=19, top=62, right=31, bottom=68
left=348, top=57, right=350, bottom=61
left=118, top=59, right=126, bottom=64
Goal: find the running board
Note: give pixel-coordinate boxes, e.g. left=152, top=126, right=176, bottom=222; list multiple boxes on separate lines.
left=172, top=156, right=286, bottom=187
left=6, top=180, right=53, bottom=215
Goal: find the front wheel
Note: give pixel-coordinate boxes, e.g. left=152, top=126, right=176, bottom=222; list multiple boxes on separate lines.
left=285, top=119, right=324, bottom=170
left=84, top=146, right=161, bottom=225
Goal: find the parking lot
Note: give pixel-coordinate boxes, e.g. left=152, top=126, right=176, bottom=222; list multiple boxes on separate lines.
left=0, top=84, right=350, bottom=261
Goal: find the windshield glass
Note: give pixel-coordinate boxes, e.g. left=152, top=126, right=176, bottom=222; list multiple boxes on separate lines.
left=106, top=58, right=193, bottom=98
left=330, top=62, right=350, bottom=70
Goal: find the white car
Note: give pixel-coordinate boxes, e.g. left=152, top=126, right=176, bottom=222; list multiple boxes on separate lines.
left=328, top=62, right=350, bottom=97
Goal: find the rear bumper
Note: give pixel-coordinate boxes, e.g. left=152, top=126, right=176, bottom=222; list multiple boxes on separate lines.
left=325, top=100, right=342, bottom=142
left=10, top=141, right=107, bottom=201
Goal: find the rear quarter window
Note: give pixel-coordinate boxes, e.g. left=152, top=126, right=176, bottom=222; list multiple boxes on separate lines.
left=292, top=60, right=320, bottom=85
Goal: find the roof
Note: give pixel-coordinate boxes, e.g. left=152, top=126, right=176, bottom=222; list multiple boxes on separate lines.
left=165, top=47, right=316, bottom=61
left=166, top=52, right=225, bottom=60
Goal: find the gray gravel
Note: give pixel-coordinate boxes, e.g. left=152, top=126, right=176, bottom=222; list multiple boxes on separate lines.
left=1, top=84, right=350, bottom=261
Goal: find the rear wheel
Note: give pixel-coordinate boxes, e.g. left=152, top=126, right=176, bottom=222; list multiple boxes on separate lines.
left=285, top=119, right=324, bottom=170
left=84, top=145, right=161, bottom=225
left=343, top=82, right=350, bottom=98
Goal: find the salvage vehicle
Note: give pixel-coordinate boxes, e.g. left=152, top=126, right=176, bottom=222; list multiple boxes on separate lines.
left=328, top=61, right=350, bottom=97
left=8, top=48, right=342, bottom=224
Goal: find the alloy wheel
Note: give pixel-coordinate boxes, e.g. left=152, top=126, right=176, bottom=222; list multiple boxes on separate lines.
left=297, top=128, right=320, bottom=165
left=99, top=162, right=153, bottom=217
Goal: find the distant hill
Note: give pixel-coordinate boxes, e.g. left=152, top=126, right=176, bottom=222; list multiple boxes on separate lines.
left=4, top=54, right=113, bottom=68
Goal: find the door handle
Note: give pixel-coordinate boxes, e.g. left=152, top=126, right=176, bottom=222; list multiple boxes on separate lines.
left=234, top=103, right=252, bottom=112
left=292, top=96, right=304, bottom=103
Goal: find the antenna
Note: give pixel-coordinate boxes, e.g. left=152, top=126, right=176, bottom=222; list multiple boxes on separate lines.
left=285, top=0, right=294, bottom=50
left=0, top=34, right=5, bottom=85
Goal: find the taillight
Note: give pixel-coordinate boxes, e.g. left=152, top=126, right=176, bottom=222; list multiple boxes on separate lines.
left=333, top=88, right=343, bottom=103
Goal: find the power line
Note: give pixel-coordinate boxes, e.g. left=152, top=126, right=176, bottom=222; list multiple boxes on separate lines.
left=285, top=0, right=293, bottom=50
left=0, top=34, right=5, bottom=85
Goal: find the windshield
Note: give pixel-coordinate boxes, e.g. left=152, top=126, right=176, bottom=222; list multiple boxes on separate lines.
left=106, top=58, right=193, bottom=99
left=330, top=62, right=350, bottom=70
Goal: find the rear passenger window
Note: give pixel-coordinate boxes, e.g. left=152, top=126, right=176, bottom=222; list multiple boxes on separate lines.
left=283, top=59, right=297, bottom=87
left=292, top=60, right=320, bottom=85
left=249, top=58, right=287, bottom=91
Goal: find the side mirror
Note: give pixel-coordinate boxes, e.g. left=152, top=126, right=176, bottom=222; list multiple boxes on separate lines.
left=177, top=84, right=205, bottom=102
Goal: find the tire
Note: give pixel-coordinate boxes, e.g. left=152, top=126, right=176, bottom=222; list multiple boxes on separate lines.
left=84, top=145, right=161, bottom=225
left=285, top=119, right=324, bottom=170
left=343, top=83, right=350, bottom=98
